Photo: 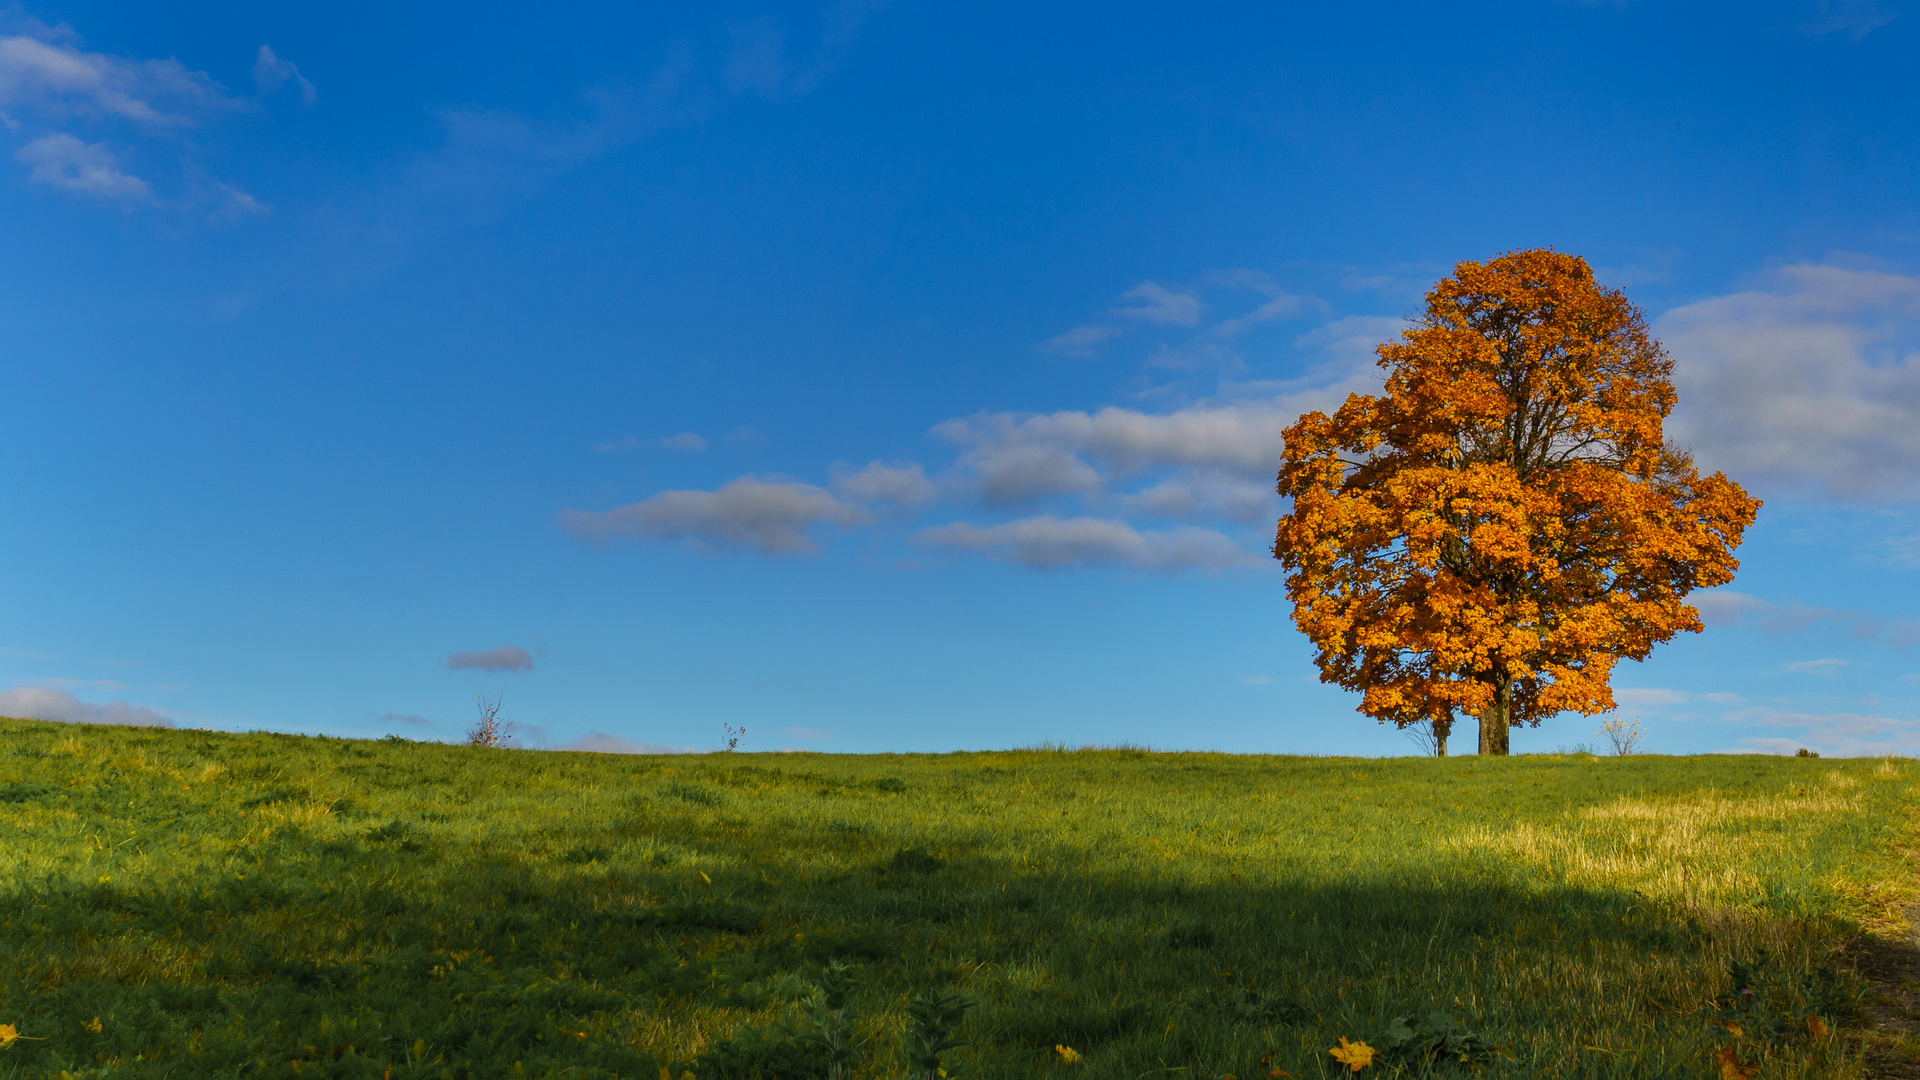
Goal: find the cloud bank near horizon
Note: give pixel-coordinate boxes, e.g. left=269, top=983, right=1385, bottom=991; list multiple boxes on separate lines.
left=0, top=685, right=173, bottom=727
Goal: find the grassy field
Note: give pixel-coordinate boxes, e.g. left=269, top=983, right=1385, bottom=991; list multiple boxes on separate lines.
left=0, top=718, right=1915, bottom=1079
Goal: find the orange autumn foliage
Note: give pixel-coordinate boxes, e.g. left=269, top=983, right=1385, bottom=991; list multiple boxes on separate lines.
left=1273, top=250, right=1760, bottom=755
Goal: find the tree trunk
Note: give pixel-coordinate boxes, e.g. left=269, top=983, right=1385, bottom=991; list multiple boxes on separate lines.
left=1434, top=717, right=1451, bottom=757
left=1476, top=679, right=1512, bottom=756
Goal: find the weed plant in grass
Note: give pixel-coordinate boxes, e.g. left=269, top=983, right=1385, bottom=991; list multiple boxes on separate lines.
left=0, top=718, right=1914, bottom=1079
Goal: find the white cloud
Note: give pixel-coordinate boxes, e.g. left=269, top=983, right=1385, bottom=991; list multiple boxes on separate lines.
left=1120, top=474, right=1276, bottom=523
left=937, top=402, right=1291, bottom=480
left=1207, top=271, right=1322, bottom=338
left=720, top=1, right=884, bottom=100
left=211, top=181, right=268, bottom=220
left=832, top=461, right=936, bottom=510
left=446, top=645, right=535, bottom=672
left=1291, top=315, right=1413, bottom=366
left=1613, top=687, right=1745, bottom=707
left=561, top=475, right=870, bottom=555
left=1659, top=264, right=1920, bottom=501
left=1042, top=324, right=1125, bottom=358
left=1114, top=282, right=1202, bottom=326
left=15, top=132, right=149, bottom=201
left=916, top=515, right=1258, bottom=571
left=1691, top=589, right=1777, bottom=626
left=1691, top=588, right=1920, bottom=648
left=1613, top=687, right=1692, bottom=706
left=0, top=685, right=172, bottom=727
left=660, top=432, right=708, bottom=451
left=0, top=32, right=235, bottom=125
left=949, top=440, right=1104, bottom=505
left=936, top=317, right=1389, bottom=518
left=1724, top=707, right=1920, bottom=757
left=252, top=44, right=316, bottom=103
left=1783, top=657, right=1850, bottom=674
left=1880, top=530, right=1920, bottom=568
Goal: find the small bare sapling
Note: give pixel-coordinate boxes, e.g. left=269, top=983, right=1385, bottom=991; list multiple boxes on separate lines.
left=468, top=693, right=514, bottom=748
left=1597, top=715, right=1645, bottom=756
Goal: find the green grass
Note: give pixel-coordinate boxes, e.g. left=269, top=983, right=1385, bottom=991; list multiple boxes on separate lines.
left=0, top=718, right=1914, bottom=1079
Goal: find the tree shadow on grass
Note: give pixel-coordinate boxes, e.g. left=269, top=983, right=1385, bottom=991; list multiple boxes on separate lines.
left=0, top=807, right=1864, bottom=1080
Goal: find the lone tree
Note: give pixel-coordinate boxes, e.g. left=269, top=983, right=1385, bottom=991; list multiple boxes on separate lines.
left=1273, top=250, right=1760, bottom=755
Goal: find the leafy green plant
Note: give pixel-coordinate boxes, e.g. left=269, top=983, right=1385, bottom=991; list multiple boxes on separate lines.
left=895, top=988, right=973, bottom=1080
left=696, top=1024, right=831, bottom=1080
left=795, top=961, right=863, bottom=1079
left=1372, top=1010, right=1499, bottom=1071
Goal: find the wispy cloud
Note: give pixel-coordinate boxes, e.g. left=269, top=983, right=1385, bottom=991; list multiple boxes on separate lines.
left=446, top=645, right=536, bottom=672
left=1208, top=270, right=1322, bottom=337
left=723, top=0, right=888, bottom=99
left=0, top=685, right=172, bottom=727
left=661, top=432, right=708, bottom=452
left=1614, top=687, right=1743, bottom=707
left=1114, top=282, right=1203, bottom=326
left=1800, top=0, right=1896, bottom=39
left=1782, top=657, right=1851, bottom=674
left=1041, top=323, right=1126, bottom=358
left=916, top=515, right=1258, bottom=571
left=252, top=44, right=316, bottom=104
left=0, top=19, right=282, bottom=213
left=15, top=132, right=148, bottom=201
left=379, top=712, right=434, bottom=729
left=561, top=476, right=871, bottom=555
left=0, top=31, right=238, bottom=126
left=348, top=3, right=888, bottom=263
left=1693, top=589, right=1920, bottom=647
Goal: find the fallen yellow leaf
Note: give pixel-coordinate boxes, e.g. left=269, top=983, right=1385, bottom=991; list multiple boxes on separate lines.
left=1808, top=1016, right=1830, bottom=1037
left=1055, top=1044, right=1081, bottom=1064
left=1328, top=1037, right=1376, bottom=1073
left=1716, top=1046, right=1758, bottom=1080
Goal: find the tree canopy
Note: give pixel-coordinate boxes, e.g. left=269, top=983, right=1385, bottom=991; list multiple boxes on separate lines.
left=1273, top=250, right=1761, bottom=755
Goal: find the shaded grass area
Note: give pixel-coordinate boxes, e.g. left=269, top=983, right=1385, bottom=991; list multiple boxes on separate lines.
left=0, top=719, right=1914, bottom=1078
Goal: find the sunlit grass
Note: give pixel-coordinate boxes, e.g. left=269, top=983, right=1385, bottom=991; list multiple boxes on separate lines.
left=0, top=718, right=1912, bottom=1078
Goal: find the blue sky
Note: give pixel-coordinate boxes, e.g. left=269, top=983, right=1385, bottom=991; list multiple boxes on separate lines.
left=2, top=0, right=1918, bottom=756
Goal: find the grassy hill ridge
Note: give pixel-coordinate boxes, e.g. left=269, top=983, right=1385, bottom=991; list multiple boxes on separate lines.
left=0, top=718, right=1913, bottom=1078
